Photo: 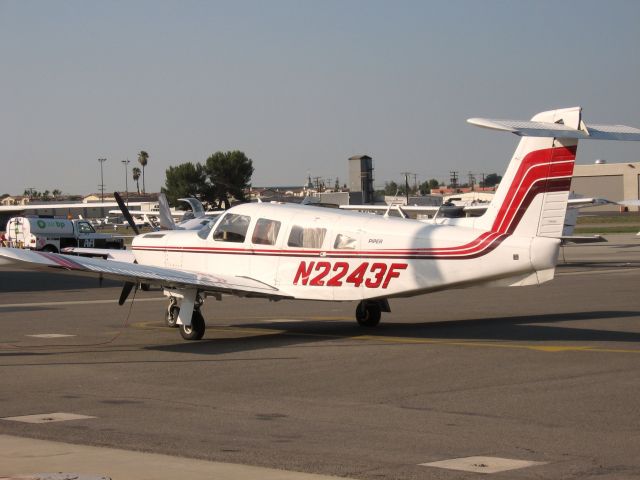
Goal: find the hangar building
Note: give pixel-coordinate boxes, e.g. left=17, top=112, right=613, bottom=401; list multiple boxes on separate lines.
left=571, top=161, right=640, bottom=211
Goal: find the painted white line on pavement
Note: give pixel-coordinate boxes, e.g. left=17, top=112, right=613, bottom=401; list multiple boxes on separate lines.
left=2, top=413, right=96, bottom=424
left=26, top=334, right=76, bottom=338
left=0, top=297, right=165, bottom=309
left=420, top=456, right=546, bottom=474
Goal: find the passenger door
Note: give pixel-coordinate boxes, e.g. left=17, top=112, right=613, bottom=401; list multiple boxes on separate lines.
left=249, top=217, right=283, bottom=286
left=207, top=212, right=252, bottom=278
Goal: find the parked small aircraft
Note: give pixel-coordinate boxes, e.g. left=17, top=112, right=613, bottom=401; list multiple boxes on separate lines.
left=1, top=107, right=639, bottom=341
left=157, top=194, right=222, bottom=231
left=340, top=195, right=614, bottom=243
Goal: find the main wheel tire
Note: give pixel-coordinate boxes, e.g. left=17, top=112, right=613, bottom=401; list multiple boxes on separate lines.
left=179, top=309, right=206, bottom=340
left=356, top=301, right=382, bottom=327
left=165, top=305, right=180, bottom=328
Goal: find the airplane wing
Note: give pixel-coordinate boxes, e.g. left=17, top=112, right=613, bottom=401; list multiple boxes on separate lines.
left=567, top=197, right=614, bottom=208
left=0, top=248, right=291, bottom=299
left=340, top=205, right=440, bottom=212
left=339, top=205, right=441, bottom=219
left=618, top=199, right=640, bottom=207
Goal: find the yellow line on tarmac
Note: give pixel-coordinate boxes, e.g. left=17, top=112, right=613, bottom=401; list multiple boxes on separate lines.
left=354, top=335, right=640, bottom=354
left=558, top=267, right=640, bottom=277
left=130, top=320, right=640, bottom=354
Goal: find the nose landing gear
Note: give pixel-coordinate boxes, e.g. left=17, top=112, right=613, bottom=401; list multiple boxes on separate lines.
left=165, top=297, right=179, bottom=328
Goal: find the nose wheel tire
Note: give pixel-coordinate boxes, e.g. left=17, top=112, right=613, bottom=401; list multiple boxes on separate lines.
left=179, top=309, right=206, bottom=340
left=356, top=301, right=381, bottom=327
left=165, top=305, right=180, bottom=328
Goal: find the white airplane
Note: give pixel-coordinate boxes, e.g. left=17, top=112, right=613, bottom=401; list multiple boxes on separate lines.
left=1, top=107, right=639, bottom=342
left=157, top=194, right=222, bottom=231
left=341, top=195, right=614, bottom=243
left=104, top=212, right=156, bottom=229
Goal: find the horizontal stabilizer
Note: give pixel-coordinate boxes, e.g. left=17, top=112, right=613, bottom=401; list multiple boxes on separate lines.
left=468, top=117, right=640, bottom=141
left=560, top=235, right=607, bottom=244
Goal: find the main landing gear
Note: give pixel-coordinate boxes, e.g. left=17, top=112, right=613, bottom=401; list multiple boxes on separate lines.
left=164, top=290, right=206, bottom=341
left=179, top=309, right=205, bottom=341
left=355, top=299, right=390, bottom=327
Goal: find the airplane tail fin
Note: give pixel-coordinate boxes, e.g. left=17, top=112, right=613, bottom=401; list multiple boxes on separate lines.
left=158, top=193, right=177, bottom=230
left=469, top=107, right=640, bottom=238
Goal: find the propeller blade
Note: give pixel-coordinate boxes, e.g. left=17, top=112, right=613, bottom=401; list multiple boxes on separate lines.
left=118, top=281, right=136, bottom=306
left=114, top=191, right=140, bottom=235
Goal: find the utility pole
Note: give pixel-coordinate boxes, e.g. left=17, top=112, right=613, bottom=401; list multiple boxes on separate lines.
left=468, top=172, right=476, bottom=191
left=121, top=159, right=130, bottom=205
left=98, top=158, right=106, bottom=202
left=449, top=171, right=459, bottom=189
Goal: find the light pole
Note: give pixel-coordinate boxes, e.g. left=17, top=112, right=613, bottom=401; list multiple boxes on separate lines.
left=121, top=159, right=130, bottom=205
left=98, top=158, right=106, bottom=202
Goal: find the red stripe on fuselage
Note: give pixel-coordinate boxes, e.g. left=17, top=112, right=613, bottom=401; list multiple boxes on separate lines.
left=134, top=146, right=575, bottom=262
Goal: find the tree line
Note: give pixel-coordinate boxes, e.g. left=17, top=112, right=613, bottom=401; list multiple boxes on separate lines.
left=381, top=173, right=502, bottom=196
left=21, top=188, right=63, bottom=200
left=162, top=151, right=254, bottom=209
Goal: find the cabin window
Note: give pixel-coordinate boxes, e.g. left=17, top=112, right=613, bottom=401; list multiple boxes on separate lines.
left=334, top=233, right=357, bottom=250
left=197, top=221, right=215, bottom=239
left=287, top=226, right=327, bottom=249
left=77, top=221, right=95, bottom=234
left=212, top=213, right=251, bottom=243
left=252, top=218, right=281, bottom=246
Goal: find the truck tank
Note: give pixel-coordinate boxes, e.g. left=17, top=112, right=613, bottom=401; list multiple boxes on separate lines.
left=10, top=217, right=76, bottom=237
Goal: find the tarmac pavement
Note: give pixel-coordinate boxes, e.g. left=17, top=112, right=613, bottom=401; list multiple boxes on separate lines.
left=0, top=234, right=639, bottom=479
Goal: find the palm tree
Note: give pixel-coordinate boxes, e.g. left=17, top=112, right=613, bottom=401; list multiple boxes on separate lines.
left=137, top=151, right=149, bottom=194
left=52, top=189, right=62, bottom=199
left=132, top=167, right=141, bottom=194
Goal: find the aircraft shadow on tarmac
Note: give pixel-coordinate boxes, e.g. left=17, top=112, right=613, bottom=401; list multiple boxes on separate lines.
left=0, top=269, right=120, bottom=292
left=148, top=310, right=640, bottom=355
left=146, top=329, right=326, bottom=356
left=0, top=306, right=53, bottom=313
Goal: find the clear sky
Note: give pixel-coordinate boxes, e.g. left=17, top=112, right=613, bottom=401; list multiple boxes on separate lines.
left=2, top=0, right=640, bottom=195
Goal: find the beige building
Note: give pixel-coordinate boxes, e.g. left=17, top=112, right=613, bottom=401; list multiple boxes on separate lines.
left=571, top=161, right=640, bottom=211
left=0, top=196, right=30, bottom=206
